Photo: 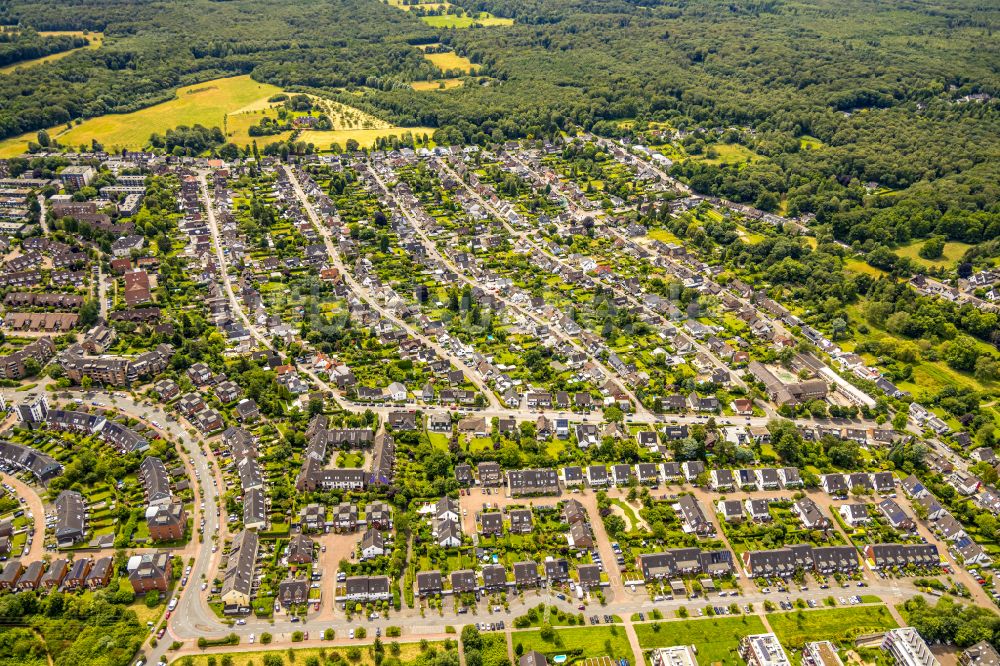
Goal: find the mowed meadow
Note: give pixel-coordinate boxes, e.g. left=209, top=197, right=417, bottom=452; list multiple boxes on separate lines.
left=0, top=75, right=430, bottom=155
left=0, top=30, right=104, bottom=75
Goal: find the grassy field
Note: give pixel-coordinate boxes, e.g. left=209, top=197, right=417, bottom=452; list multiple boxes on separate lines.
left=696, top=143, right=762, bottom=165
left=386, top=0, right=513, bottom=26
left=843, top=257, right=889, bottom=278
left=768, top=606, right=898, bottom=649
left=799, top=135, right=825, bottom=150
left=842, top=301, right=998, bottom=397
left=176, top=641, right=442, bottom=666
left=424, top=51, right=480, bottom=74
left=0, top=75, right=282, bottom=155
left=0, top=31, right=104, bottom=75
left=634, top=616, right=767, bottom=666
left=513, top=625, right=636, bottom=663
left=421, top=14, right=513, bottom=27
left=226, top=94, right=393, bottom=145
left=297, top=127, right=434, bottom=151
left=411, top=78, right=465, bottom=91
left=895, top=239, right=974, bottom=269
left=645, top=228, right=683, bottom=244
left=0, top=75, right=422, bottom=155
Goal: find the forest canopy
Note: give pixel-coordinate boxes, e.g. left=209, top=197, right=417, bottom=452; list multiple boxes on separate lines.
left=1, top=0, right=997, bottom=246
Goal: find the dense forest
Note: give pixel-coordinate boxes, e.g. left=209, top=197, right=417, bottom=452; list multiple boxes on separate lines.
left=1, top=0, right=998, bottom=246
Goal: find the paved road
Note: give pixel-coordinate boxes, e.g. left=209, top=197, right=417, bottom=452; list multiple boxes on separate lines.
left=1, top=471, right=45, bottom=558
left=199, top=170, right=276, bottom=354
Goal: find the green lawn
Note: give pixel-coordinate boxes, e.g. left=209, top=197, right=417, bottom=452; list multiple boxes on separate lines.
left=427, top=431, right=450, bottom=451
left=514, top=626, right=636, bottom=663
left=895, top=239, right=974, bottom=269
left=634, top=616, right=767, bottom=666
left=843, top=257, right=889, bottom=278
left=768, top=606, right=898, bottom=649
left=646, top=228, right=682, bottom=244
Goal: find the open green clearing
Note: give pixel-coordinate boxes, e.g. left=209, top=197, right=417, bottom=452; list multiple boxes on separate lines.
left=0, top=75, right=281, bottom=155
left=645, top=228, right=683, bottom=244
left=843, top=257, right=889, bottom=278
left=513, top=626, right=636, bottom=663
left=0, top=75, right=427, bottom=155
left=385, top=0, right=513, bottom=27
left=420, top=14, right=513, bottom=27
left=424, top=52, right=480, bottom=74
left=412, top=78, right=465, bottom=91
left=895, top=239, right=975, bottom=269
left=634, top=616, right=767, bottom=666
left=0, top=31, right=104, bottom=75
left=799, top=135, right=824, bottom=150
left=768, top=605, right=898, bottom=649
left=696, top=143, right=763, bottom=165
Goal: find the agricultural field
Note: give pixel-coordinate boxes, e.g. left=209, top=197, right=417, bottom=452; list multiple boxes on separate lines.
left=768, top=605, right=898, bottom=649
left=843, top=257, right=889, bottom=278
left=0, top=30, right=104, bottom=74
left=412, top=78, right=465, bottom=91
left=385, top=0, right=513, bottom=27
left=634, top=616, right=768, bottom=666
left=424, top=51, right=480, bottom=74
left=0, top=75, right=283, bottom=155
left=420, top=13, right=513, bottom=27
left=297, top=126, right=435, bottom=151
left=0, top=75, right=429, bottom=155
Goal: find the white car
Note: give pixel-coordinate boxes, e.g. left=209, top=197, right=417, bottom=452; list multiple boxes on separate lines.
left=249, top=633, right=255, bottom=643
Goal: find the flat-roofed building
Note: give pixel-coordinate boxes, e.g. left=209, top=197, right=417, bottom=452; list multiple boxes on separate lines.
left=881, top=628, right=939, bottom=666
left=740, top=634, right=791, bottom=666
left=651, top=646, right=699, bottom=666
